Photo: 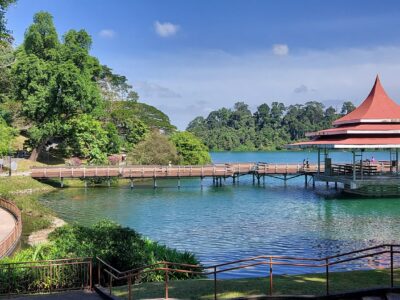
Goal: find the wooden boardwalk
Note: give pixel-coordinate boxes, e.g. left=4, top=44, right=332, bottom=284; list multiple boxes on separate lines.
left=31, top=163, right=319, bottom=180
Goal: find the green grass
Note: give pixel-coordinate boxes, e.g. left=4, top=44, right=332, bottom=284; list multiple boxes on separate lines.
left=112, top=269, right=399, bottom=299
left=0, top=176, right=55, bottom=244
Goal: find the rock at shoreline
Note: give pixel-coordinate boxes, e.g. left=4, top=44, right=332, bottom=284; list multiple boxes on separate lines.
left=28, top=217, right=66, bottom=246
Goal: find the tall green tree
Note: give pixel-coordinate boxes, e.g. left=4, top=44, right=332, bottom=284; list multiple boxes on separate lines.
left=13, top=12, right=103, bottom=161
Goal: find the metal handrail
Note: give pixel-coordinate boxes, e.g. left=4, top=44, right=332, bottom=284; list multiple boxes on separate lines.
left=0, top=197, right=22, bottom=258
left=98, top=244, right=400, bottom=300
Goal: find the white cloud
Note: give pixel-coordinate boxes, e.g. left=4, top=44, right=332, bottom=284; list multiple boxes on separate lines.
left=99, top=29, right=115, bottom=39
left=154, top=21, right=179, bottom=38
left=272, top=44, right=289, bottom=56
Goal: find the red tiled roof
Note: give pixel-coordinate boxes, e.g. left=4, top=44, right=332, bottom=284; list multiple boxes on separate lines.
left=290, top=137, right=400, bottom=148
left=333, top=76, right=400, bottom=125
left=307, top=124, right=400, bottom=137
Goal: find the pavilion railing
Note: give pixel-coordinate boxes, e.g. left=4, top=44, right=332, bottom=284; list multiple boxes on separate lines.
left=98, top=244, right=400, bottom=300
left=0, top=197, right=22, bottom=258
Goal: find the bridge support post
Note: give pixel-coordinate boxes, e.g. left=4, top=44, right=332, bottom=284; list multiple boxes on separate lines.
left=201, top=177, right=204, bottom=189
left=153, top=178, right=157, bottom=189
left=233, top=175, right=236, bottom=184
left=284, top=174, right=287, bottom=185
left=304, top=174, right=308, bottom=188
left=84, top=180, right=87, bottom=188
left=335, top=182, right=338, bottom=190
left=108, top=179, right=111, bottom=187
left=312, top=176, right=315, bottom=189
left=263, top=175, right=265, bottom=185
left=130, top=179, right=134, bottom=189
left=326, top=181, right=329, bottom=189
left=60, top=178, right=64, bottom=188
left=252, top=174, right=255, bottom=185
left=178, top=178, right=181, bottom=189
left=257, top=175, right=260, bottom=185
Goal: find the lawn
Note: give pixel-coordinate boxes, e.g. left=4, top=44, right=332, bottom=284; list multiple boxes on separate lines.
left=112, top=268, right=398, bottom=299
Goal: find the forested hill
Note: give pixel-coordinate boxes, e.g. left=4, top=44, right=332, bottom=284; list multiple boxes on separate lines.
left=187, top=101, right=356, bottom=151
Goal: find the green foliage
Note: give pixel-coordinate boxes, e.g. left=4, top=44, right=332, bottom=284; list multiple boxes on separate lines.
left=0, top=0, right=16, bottom=44
left=23, top=12, right=59, bottom=59
left=1, top=220, right=201, bottom=283
left=60, top=114, right=109, bottom=163
left=104, top=122, right=122, bottom=154
left=129, top=131, right=179, bottom=165
left=12, top=12, right=103, bottom=160
left=108, top=100, right=176, bottom=135
left=0, top=117, right=16, bottom=155
left=99, top=65, right=139, bottom=102
left=170, top=131, right=211, bottom=165
left=188, top=101, right=355, bottom=151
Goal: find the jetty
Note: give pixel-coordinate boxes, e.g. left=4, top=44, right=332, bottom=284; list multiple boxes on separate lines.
left=31, top=162, right=321, bottom=188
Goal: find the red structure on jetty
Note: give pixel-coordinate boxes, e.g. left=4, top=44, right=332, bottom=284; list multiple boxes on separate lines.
left=290, top=76, right=400, bottom=196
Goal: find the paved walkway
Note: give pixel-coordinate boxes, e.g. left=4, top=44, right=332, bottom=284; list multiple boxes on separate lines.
left=0, top=207, right=16, bottom=242
left=10, top=290, right=103, bottom=299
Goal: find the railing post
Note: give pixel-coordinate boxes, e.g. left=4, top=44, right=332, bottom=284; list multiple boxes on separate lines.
left=326, top=258, right=329, bottom=296
left=269, top=256, right=273, bottom=295
left=109, top=273, right=112, bottom=295
left=165, top=263, right=169, bottom=300
left=98, top=260, right=101, bottom=285
left=214, top=266, right=217, bottom=300
left=391, top=245, right=394, bottom=288
left=89, top=259, right=93, bottom=290
left=49, top=261, right=52, bottom=293
left=128, top=274, right=132, bottom=300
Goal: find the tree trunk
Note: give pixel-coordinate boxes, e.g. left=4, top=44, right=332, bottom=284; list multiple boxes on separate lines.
left=29, top=139, right=48, bottom=162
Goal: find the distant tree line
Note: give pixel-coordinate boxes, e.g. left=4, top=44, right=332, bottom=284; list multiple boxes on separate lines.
left=187, top=101, right=356, bottom=151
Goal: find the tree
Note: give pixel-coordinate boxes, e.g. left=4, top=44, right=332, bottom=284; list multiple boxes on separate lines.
left=60, top=114, right=109, bottom=163
left=13, top=12, right=103, bottom=161
left=0, top=117, right=16, bottom=156
left=129, top=131, right=178, bottom=165
left=99, top=65, right=139, bottom=103
left=341, top=101, right=356, bottom=115
left=0, top=0, right=16, bottom=44
left=170, top=131, right=211, bottom=165
left=24, top=12, right=59, bottom=59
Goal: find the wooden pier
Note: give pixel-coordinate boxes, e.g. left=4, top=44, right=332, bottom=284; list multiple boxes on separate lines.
left=31, top=163, right=320, bottom=187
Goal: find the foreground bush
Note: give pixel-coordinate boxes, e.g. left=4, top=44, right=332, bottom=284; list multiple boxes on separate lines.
left=1, top=220, right=202, bottom=284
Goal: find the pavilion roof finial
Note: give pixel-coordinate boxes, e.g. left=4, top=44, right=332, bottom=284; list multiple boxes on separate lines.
left=333, top=75, right=400, bottom=126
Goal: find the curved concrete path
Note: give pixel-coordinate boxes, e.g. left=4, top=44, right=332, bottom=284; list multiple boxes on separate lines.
left=0, top=207, right=16, bottom=242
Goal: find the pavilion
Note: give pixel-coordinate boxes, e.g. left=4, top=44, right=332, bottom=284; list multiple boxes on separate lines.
left=290, top=76, right=400, bottom=196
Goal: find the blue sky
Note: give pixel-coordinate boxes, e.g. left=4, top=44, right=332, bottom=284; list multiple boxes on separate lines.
left=7, top=0, right=400, bottom=128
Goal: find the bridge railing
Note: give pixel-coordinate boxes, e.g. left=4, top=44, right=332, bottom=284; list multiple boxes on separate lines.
left=98, top=244, right=400, bottom=300
left=0, top=197, right=22, bottom=258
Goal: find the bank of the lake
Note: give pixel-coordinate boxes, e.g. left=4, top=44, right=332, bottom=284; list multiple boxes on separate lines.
left=38, top=151, right=400, bottom=278
left=0, top=176, right=56, bottom=244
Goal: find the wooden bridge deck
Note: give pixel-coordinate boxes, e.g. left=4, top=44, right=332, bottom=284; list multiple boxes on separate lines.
left=31, top=163, right=320, bottom=179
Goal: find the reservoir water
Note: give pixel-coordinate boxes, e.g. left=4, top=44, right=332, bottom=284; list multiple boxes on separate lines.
left=39, top=151, right=400, bottom=277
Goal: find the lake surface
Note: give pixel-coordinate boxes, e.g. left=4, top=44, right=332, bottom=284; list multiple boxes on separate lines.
left=40, top=151, right=400, bottom=277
